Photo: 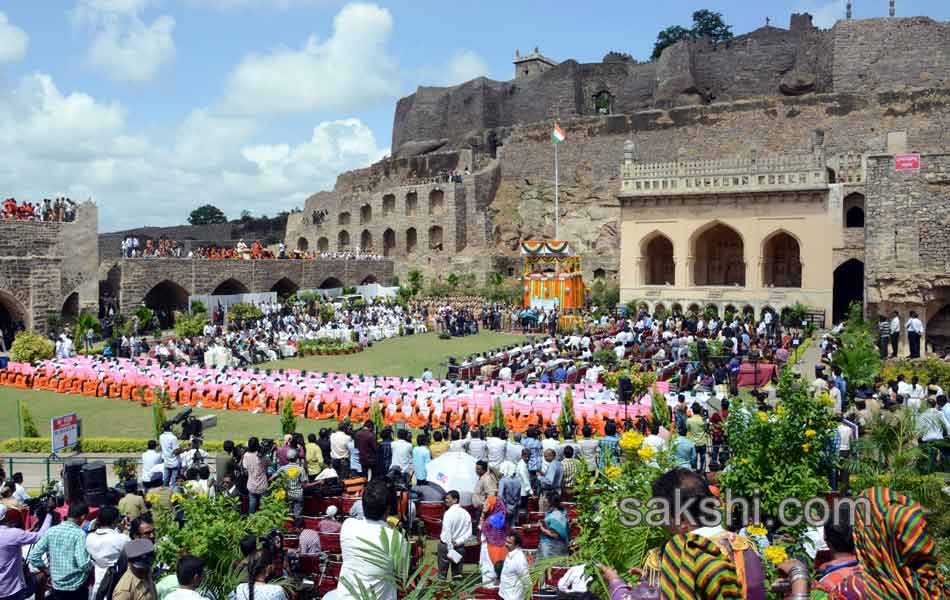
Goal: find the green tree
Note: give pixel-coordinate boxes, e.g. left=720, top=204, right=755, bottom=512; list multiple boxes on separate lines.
left=691, top=9, right=733, bottom=41
left=73, top=311, right=101, bottom=349
left=831, top=301, right=881, bottom=400
left=490, top=398, right=506, bottom=432
left=370, top=402, right=386, bottom=436
left=10, top=331, right=54, bottom=364
left=446, top=273, right=459, bottom=289
left=152, top=390, right=167, bottom=440
left=652, top=25, right=691, bottom=59
left=174, top=311, right=207, bottom=338
left=407, top=270, right=423, bottom=295
left=558, top=388, right=575, bottom=438
left=280, top=396, right=297, bottom=435
left=188, top=204, right=228, bottom=225
left=488, top=271, right=504, bottom=288
left=21, top=404, right=40, bottom=438
left=651, top=10, right=733, bottom=59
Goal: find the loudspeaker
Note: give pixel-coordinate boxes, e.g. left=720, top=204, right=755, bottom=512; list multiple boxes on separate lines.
left=617, top=376, right=633, bottom=404
left=62, top=459, right=86, bottom=504
left=81, top=462, right=108, bottom=507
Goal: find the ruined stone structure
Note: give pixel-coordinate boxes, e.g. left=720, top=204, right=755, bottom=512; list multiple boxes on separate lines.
left=115, top=258, right=392, bottom=317
left=287, top=13, right=950, bottom=310
left=0, top=202, right=99, bottom=337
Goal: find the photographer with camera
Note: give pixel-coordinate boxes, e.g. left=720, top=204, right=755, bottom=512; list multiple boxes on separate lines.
left=0, top=503, right=53, bottom=600
left=159, top=423, right=183, bottom=488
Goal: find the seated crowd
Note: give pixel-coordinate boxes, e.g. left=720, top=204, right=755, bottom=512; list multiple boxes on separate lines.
left=2, top=197, right=78, bottom=222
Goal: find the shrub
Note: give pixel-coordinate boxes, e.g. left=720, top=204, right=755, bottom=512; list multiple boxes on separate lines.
left=152, top=392, right=167, bottom=439
left=280, top=395, right=297, bottom=435
left=0, top=437, right=226, bottom=453
left=174, top=311, right=207, bottom=338
left=190, top=300, right=207, bottom=315
left=21, top=404, right=40, bottom=438
left=227, top=303, right=263, bottom=325
left=10, top=331, right=54, bottom=364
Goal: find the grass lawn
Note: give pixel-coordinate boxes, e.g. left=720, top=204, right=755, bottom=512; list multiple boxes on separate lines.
left=270, top=330, right=526, bottom=379
left=0, top=330, right=525, bottom=442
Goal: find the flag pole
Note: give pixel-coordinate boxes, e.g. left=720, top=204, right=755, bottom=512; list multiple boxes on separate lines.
left=554, top=132, right=560, bottom=240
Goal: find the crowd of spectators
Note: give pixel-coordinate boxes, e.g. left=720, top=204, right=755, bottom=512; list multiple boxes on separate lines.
left=119, top=237, right=386, bottom=262
left=2, top=197, right=78, bottom=222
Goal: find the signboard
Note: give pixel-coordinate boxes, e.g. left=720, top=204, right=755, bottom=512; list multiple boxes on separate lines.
left=51, top=413, right=79, bottom=453
left=895, top=154, right=920, bottom=171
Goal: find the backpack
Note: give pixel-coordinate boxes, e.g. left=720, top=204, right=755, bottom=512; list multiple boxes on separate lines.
left=94, top=551, right=128, bottom=600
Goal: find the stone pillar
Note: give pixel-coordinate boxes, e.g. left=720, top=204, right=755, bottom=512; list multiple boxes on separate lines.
left=680, top=256, right=693, bottom=288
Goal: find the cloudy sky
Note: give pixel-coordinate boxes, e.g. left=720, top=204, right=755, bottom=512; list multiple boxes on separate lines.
left=2, top=0, right=947, bottom=231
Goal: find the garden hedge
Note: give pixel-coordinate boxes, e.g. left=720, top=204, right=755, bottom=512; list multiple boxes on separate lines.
left=0, top=437, right=225, bottom=453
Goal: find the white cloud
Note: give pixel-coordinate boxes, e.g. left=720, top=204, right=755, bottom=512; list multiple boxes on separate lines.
left=0, top=71, right=386, bottom=230
left=0, top=12, right=29, bottom=63
left=73, top=0, right=175, bottom=84
left=224, top=2, right=399, bottom=114
left=796, top=0, right=845, bottom=28
left=441, top=50, right=490, bottom=86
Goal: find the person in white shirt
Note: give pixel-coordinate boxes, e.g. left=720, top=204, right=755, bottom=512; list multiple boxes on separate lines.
left=835, top=417, right=854, bottom=493
left=889, top=311, right=901, bottom=358
left=466, top=432, right=488, bottom=461
left=159, top=424, right=182, bottom=488
left=480, top=428, right=506, bottom=469
left=166, top=555, right=206, bottom=600
left=906, top=311, right=924, bottom=358
left=498, top=365, right=512, bottom=381
left=516, top=448, right=533, bottom=501
left=10, top=473, right=29, bottom=505
left=330, top=423, right=352, bottom=478
left=505, top=434, right=523, bottom=465
left=907, top=376, right=927, bottom=410
left=86, top=506, right=131, bottom=600
left=437, top=491, right=471, bottom=580
left=919, top=398, right=946, bottom=443
left=390, top=429, right=414, bottom=477
left=498, top=533, right=530, bottom=600
left=179, top=438, right=209, bottom=471
left=140, top=440, right=163, bottom=488
left=330, top=481, right=407, bottom=600
left=557, top=564, right=592, bottom=594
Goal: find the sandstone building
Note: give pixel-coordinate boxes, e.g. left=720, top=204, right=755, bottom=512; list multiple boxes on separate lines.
left=286, top=12, right=950, bottom=351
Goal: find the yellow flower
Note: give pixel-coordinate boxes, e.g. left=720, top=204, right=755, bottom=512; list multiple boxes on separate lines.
left=619, top=430, right=645, bottom=451
left=764, top=545, right=788, bottom=566
left=776, top=405, right=786, bottom=416
left=739, top=458, right=750, bottom=465
left=604, top=465, right=622, bottom=480
left=146, top=492, right=160, bottom=505
left=170, top=492, right=184, bottom=504
left=637, top=445, right=656, bottom=461
left=287, top=467, right=301, bottom=478
left=757, top=411, right=768, bottom=423
left=746, top=523, right=767, bottom=536
left=274, top=489, right=287, bottom=501
left=804, top=429, right=817, bottom=438
left=802, top=443, right=811, bottom=453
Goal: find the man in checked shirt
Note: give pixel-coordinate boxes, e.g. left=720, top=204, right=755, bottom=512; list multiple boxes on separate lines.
left=28, top=503, right=92, bottom=600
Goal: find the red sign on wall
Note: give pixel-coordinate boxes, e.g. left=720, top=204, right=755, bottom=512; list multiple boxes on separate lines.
left=895, top=154, right=920, bottom=171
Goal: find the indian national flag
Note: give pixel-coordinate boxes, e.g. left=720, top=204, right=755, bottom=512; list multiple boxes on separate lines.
left=551, top=123, right=566, bottom=145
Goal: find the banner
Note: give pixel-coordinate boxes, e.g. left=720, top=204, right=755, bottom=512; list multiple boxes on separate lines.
left=51, top=413, right=79, bottom=453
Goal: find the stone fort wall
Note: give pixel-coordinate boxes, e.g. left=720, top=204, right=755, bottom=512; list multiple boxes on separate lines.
left=0, top=202, right=99, bottom=332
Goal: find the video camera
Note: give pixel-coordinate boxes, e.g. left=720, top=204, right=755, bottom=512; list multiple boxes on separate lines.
left=166, top=408, right=215, bottom=440
left=24, top=490, right=64, bottom=519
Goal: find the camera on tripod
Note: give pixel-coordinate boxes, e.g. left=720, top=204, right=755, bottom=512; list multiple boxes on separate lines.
left=24, top=490, right=64, bottom=518
left=166, top=408, right=216, bottom=439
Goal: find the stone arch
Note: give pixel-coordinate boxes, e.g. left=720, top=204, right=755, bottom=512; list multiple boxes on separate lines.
left=383, top=228, right=396, bottom=258
left=406, top=192, right=418, bottom=216
left=844, top=192, right=865, bottom=228
left=687, top=303, right=701, bottom=315
left=671, top=303, right=683, bottom=315
left=761, top=230, right=802, bottom=288
left=593, top=268, right=606, bottom=280
left=338, top=212, right=351, bottom=226
left=360, top=203, right=372, bottom=225
left=61, top=292, right=79, bottom=321
left=361, top=275, right=377, bottom=285
left=724, top=304, right=738, bottom=319
left=319, top=277, right=343, bottom=290
left=691, top=221, right=745, bottom=286
left=653, top=302, right=666, bottom=316
left=593, top=89, right=613, bottom=115
left=0, top=289, right=28, bottom=347
left=338, top=230, right=351, bottom=250
left=317, top=237, right=329, bottom=253
left=144, top=280, right=189, bottom=314
left=742, top=305, right=755, bottom=317
left=406, top=228, right=418, bottom=254
left=640, top=231, right=675, bottom=285
left=297, top=236, right=309, bottom=252
left=271, top=277, right=299, bottom=298
left=429, top=189, right=445, bottom=215
left=360, top=229, right=373, bottom=252
left=833, top=258, right=864, bottom=322
left=212, top=278, right=249, bottom=296
left=382, top=194, right=395, bottom=217
left=428, top=225, right=443, bottom=251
